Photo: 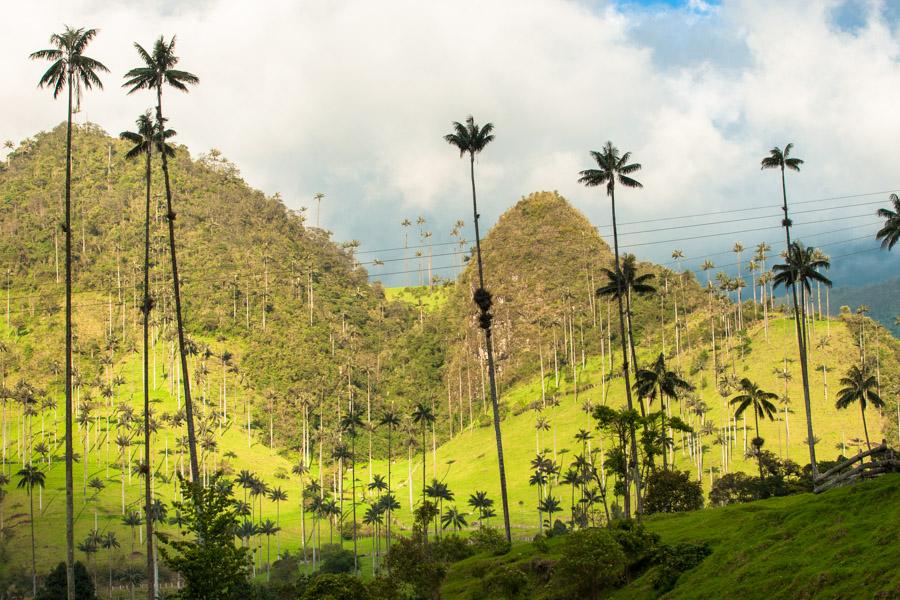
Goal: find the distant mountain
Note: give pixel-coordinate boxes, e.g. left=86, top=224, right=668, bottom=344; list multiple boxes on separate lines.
left=829, top=277, right=900, bottom=336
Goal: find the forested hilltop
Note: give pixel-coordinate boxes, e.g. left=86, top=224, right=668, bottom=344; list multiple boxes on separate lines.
left=2, top=124, right=899, bottom=598
left=0, top=123, right=445, bottom=454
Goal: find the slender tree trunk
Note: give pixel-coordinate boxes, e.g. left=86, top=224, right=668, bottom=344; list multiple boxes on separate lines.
left=861, top=403, right=871, bottom=452
left=468, top=154, right=512, bottom=541
left=143, top=142, right=155, bottom=600
left=156, top=90, right=200, bottom=483
left=609, top=187, right=641, bottom=518
left=64, top=74, right=76, bottom=600
left=780, top=166, right=818, bottom=476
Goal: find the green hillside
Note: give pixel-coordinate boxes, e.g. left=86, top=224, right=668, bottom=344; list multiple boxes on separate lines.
left=442, top=473, right=900, bottom=599
left=1, top=127, right=899, bottom=597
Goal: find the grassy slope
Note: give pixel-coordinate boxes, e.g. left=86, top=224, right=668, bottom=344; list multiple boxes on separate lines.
left=383, top=286, right=450, bottom=312
left=0, top=312, right=893, bottom=579
left=442, top=473, right=900, bottom=599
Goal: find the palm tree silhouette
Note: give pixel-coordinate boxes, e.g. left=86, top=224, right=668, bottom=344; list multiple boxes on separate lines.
left=30, top=27, right=107, bottom=596
left=876, top=193, right=900, bottom=251
left=444, top=115, right=512, bottom=543
left=730, top=378, right=778, bottom=479
left=579, top=141, right=644, bottom=518
left=340, top=406, right=364, bottom=573
left=635, top=353, right=694, bottom=469
left=467, top=490, right=493, bottom=529
left=120, top=111, right=174, bottom=596
left=124, top=36, right=201, bottom=490
left=835, top=364, right=884, bottom=452
left=378, top=409, right=401, bottom=553
left=17, top=465, right=46, bottom=595
left=411, top=402, right=435, bottom=517
left=100, top=531, right=120, bottom=598
left=773, top=242, right=831, bottom=476
left=441, top=507, right=468, bottom=532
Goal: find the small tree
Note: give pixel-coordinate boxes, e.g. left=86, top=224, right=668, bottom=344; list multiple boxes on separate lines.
left=159, top=475, right=251, bottom=599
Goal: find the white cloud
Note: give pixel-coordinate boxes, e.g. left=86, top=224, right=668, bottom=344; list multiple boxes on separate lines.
left=2, top=0, right=899, bottom=285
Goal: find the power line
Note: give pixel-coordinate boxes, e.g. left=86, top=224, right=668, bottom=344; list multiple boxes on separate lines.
left=620, top=212, right=877, bottom=249
left=596, top=189, right=898, bottom=230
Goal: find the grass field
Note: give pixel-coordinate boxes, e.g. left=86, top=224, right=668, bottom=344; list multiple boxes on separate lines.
left=0, top=310, right=895, bottom=591
left=383, top=285, right=450, bottom=312
left=441, top=473, right=900, bottom=599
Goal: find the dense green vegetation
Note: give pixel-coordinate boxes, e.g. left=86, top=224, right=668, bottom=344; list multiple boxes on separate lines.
left=2, top=32, right=899, bottom=597
left=442, top=474, right=900, bottom=599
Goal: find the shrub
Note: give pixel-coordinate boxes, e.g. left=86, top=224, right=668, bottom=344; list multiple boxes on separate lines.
left=644, top=469, right=704, bottom=514
left=384, top=534, right=446, bottom=600
left=432, top=534, right=473, bottom=563
left=709, top=473, right=759, bottom=506
left=302, top=573, right=369, bottom=600
left=651, top=542, right=712, bottom=593
left=483, top=564, right=529, bottom=599
left=159, top=475, right=252, bottom=599
left=551, top=528, right=627, bottom=600
left=610, top=520, right=660, bottom=579
left=36, top=562, right=97, bottom=600
left=318, top=544, right=355, bottom=574
left=532, top=533, right=549, bottom=553
left=468, top=527, right=510, bottom=555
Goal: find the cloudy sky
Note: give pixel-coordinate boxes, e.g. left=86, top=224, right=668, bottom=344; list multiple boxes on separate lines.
left=3, top=0, right=899, bottom=286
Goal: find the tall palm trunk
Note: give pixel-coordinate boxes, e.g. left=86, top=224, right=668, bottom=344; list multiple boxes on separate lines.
left=469, top=154, right=512, bottom=542
left=780, top=167, right=817, bottom=476
left=386, top=429, right=392, bottom=558
left=29, top=487, right=36, bottom=596
left=610, top=188, right=641, bottom=518
left=155, top=89, right=200, bottom=483
left=861, top=402, right=871, bottom=452
left=420, top=426, right=427, bottom=543
left=351, top=436, right=358, bottom=574
left=142, top=143, right=155, bottom=600
left=64, top=71, right=76, bottom=600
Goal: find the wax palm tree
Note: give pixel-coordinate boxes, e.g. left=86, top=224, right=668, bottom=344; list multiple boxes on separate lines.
left=363, top=504, right=384, bottom=574
left=340, top=406, right=364, bottom=573
left=441, top=506, right=468, bottom=532
left=835, top=365, right=884, bottom=452
left=635, top=353, right=694, bottom=469
left=537, top=495, right=562, bottom=531
left=773, top=242, right=831, bottom=475
left=730, top=379, right=778, bottom=479
left=121, top=110, right=174, bottom=598
left=268, top=486, right=287, bottom=555
left=291, top=462, right=309, bottom=562
left=378, top=409, right=401, bottom=553
left=123, top=511, right=142, bottom=554
left=124, top=36, right=201, bottom=489
left=445, top=115, right=511, bottom=542
left=467, top=490, right=493, bottom=529
left=101, top=531, right=120, bottom=598
left=17, top=465, right=45, bottom=596
left=761, top=144, right=804, bottom=241
left=411, top=403, right=435, bottom=510
left=579, top=141, right=644, bottom=517
left=30, top=28, right=107, bottom=597
left=876, top=193, right=900, bottom=251
left=259, top=519, right=279, bottom=580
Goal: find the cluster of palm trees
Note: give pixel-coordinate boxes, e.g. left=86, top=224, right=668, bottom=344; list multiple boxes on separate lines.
left=29, top=25, right=201, bottom=599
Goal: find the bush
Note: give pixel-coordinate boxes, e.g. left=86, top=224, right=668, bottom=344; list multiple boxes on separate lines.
left=610, top=520, right=660, bottom=579
left=551, top=528, right=627, bottom=600
left=384, top=535, right=446, bottom=600
left=302, top=573, right=369, bottom=600
left=468, top=527, right=510, bottom=555
left=483, top=564, right=529, bottom=599
left=432, top=534, right=473, bottom=563
left=644, top=469, right=704, bottom=514
left=318, top=544, right=355, bottom=574
left=159, top=476, right=252, bottom=600
left=651, top=542, right=712, bottom=593
left=709, top=473, right=759, bottom=506
left=36, top=562, right=97, bottom=600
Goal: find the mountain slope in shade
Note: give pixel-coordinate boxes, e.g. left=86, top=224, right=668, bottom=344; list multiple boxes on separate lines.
left=828, top=276, right=900, bottom=335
